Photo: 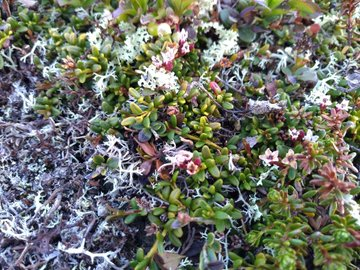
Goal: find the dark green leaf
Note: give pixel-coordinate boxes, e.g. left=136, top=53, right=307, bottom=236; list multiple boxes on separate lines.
left=138, top=128, right=152, bottom=142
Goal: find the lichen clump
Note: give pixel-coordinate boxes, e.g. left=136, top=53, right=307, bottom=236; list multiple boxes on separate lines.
left=0, top=0, right=359, bottom=269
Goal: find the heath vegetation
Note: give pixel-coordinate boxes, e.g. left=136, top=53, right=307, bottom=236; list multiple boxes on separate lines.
left=0, top=0, right=359, bottom=269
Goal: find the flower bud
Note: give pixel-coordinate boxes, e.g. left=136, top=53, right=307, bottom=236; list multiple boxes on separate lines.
left=209, top=81, right=222, bottom=95
left=158, top=23, right=172, bottom=37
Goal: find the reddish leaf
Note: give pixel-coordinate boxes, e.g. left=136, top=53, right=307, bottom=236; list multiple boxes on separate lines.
left=156, top=159, right=170, bottom=180
left=265, top=81, right=277, bottom=97
left=239, top=6, right=256, bottom=24
left=308, top=23, right=321, bottom=36
left=135, top=139, right=158, bottom=157
left=140, top=160, right=154, bottom=176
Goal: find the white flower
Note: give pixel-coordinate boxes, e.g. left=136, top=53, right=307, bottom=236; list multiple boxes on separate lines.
left=259, top=148, right=279, bottom=166
left=311, top=92, right=332, bottom=106
left=158, top=23, right=172, bottom=36
left=151, top=55, right=163, bottom=68
left=336, top=99, right=351, bottom=111
left=282, top=149, right=298, bottom=169
left=161, top=46, right=177, bottom=64
left=303, top=129, right=319, bottom=142
left=179, top=28, right=188, bottom=43
left=289, top=128, right=300, bottom=140
left=181, top=42, right=190, bottom=54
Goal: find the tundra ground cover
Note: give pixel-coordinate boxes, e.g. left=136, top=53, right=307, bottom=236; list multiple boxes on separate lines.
left=0, top=0, right=359, bottom=269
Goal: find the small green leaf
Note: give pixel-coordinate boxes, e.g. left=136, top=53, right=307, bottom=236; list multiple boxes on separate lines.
left=219, top=9, right=232, bottom=28
left=222, top=101, right=234, bottom=110
left=238, top=27, right=256, bottom=43
left=121, top=117, right=136, bottom=126
left=102, top=101, right=114, bottom=114
left=124, top=213, right=138, bottom=224
left=106, top=158, right=119, bottom=169
left=130, top=102, right=143, bottom=115
left=214, top=211, right=230, bottom=220
left=302, top=190, right=317, bottom=199
left=0, top=55, right=4, bottom=69
left=201, top=145, right=213, bottom=159
left=78, top=73, right=87, bottom=83
left=288, top=0, right=321, bottom=15
left=215, top=219, right=226, bottom=232
left=143, top=116, right=151, bottom=128
left=254, top=253, right=266, bottom=266
left=350, top=187, right=360, bottom=195
left=169, top=188, right=181, bottom=204
left=208, top=166, right=220, bottom=178
left=288, top=167, right=297, bottom=180
left=168, top=231, right=182, bottom=247
left=93, top=155, right=105, bottom=165
left=129, top=88, right=141, bottom=99
left=267, top=0, right=284, bottom=9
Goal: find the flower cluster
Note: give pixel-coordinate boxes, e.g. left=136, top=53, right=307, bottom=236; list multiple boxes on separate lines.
left=158, top=146, right=201, bottom=175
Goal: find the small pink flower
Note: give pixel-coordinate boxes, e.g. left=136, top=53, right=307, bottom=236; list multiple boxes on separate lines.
left=175, top=150, right=193, bottom=167
left=180, top=42, right=190, bottom=54
left=259, top=148, right=279, bottom=166
left=186, top=161, right=199, bottom=175
left=289, top=128, right=300, bottom=140
left=157, top=149, right=193, bottom=173
left=193, top=157, right=202, bottom=166
left=209, top=81, right=222, bottom=95
left=161, top=46, right=177, bottom=64
left=179, top=29, right=188, bottom=44
left=151, top=56, right=163, bottom=68
left=282, top=149, right=298, bottom=169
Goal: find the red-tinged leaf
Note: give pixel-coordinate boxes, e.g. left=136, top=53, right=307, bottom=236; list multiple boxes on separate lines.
left=2, top=0, right=11, bottom=17
left=156, top=159, right=170, bottom=180
left=309, top=23, right=321, bottom=35
left=242, top=139, right=252, bottom=156
left=154, top=252, right=184, bottom=270
left=140, top=160, right=154, bottom=176
left=239, top=6, right=256, bottom=24
left=135, top=139, right=158, bottom=157
left=265, top=81, right=277, bottom=97
left=345, top=241, right=360, bottom=248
